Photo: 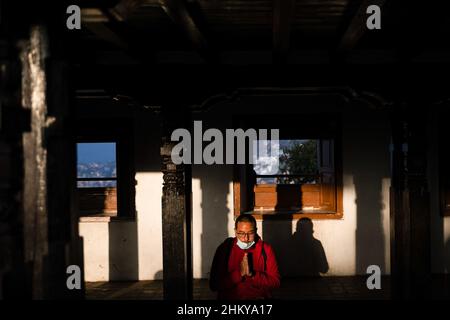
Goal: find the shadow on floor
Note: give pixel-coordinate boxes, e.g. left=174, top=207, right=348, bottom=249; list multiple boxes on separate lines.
left=85, top=275, right=450, bottom=300
left=85, top=276, right=396, bottom=300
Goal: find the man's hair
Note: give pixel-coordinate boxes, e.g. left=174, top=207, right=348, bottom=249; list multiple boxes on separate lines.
left=234, top=214, right=257, bottom=230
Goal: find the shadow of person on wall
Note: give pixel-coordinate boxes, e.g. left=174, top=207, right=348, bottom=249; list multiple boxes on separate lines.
left=288, top=218, right=329, bottom=277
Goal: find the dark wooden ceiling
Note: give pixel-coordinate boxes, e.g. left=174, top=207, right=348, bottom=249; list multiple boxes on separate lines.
left=71, top=0, right=450, bottom=65
left=1, top=0, right=449, bottom=107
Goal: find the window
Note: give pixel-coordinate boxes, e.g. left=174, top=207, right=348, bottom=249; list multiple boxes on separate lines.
left=233, top=114, right=343, bottom=219
left=75, top=118, right=135, bottom=218
left=77, top=142, right=118, bottom=215
left=255, top=139, right=318, bottom=185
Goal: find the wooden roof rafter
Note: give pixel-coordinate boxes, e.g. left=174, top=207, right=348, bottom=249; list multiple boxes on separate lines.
left=159, top=0, right=219, bottom=63
left=81, top=1, right=154, bottom=62
left=336, top=0, right=386, bottom=56
left=109, top=0, right=146, bottom=21
left=273, top=0, right=295, bottom=64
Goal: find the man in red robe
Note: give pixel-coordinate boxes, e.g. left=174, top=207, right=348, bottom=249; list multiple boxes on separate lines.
left=209, top=214, right=281, bottom=300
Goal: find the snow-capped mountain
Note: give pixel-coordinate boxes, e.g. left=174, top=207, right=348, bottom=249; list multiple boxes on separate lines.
left=77, top=162, right=116, bottom=187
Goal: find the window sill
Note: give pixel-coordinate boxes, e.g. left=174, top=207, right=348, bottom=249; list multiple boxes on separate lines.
left=79, top=214, right=135, bottom=223
left=242, top=210, right=343, bottom=220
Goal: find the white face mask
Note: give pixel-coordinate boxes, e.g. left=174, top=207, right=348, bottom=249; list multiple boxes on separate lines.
left=237, top=239, right=255, bottom=250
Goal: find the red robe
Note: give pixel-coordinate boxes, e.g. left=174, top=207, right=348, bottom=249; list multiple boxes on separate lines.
left=210, top=237, right=281, bottom=300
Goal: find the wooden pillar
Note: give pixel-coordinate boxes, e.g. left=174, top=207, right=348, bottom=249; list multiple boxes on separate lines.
left=19, top=24, right=81, bottom=299
left=1, top=3, right=81, bottom=299
left=160, top=108, right=193, bottom=300
left=19, top=25, right=51, bottom=300
left=390, top=103, right=431, bottom=299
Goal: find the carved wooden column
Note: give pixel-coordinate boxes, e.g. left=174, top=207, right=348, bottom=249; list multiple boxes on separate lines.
left=9, top=22, right=81, bottom=299
left=390, top=103, right=431, bottom=299
left=18, top=25, right=51, bottom=300
left=0, top=3, right=82, bottom=299
left=160, top=109, right=193, bottom=300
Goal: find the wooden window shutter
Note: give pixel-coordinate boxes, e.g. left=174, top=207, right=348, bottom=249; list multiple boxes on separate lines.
left=318, top=139, right=336, bottom=211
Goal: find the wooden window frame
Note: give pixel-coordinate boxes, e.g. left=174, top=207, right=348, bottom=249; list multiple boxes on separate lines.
left=233, top=114, right=343, bottom=220
left=75, top=118, right=136, bottom=219
left=76, top=140, right=118, bottom=216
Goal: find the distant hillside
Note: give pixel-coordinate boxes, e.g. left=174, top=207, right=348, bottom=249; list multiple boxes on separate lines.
left=77, top=162, right=116, bottom=187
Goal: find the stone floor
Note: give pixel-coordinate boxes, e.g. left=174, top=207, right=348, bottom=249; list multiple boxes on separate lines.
left=85, top=276, right=394, bottom=300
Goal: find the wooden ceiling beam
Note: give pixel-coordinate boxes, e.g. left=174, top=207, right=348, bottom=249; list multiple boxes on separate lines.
left=159, top=0, right=219, bottom=63
left=81, top=6, right=156, bottom=63
left=81, top=8, right=128, bottom=49
left=337, top=0, right=386, bottom=54
left=109, top=0, right=145, bottom=21
left=273, top=0, right=295, bottom=64
left=81, top=0, right=145, bottom=49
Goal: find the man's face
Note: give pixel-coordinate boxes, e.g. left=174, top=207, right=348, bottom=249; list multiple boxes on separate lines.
left=235, top=221, right=256, bottom=243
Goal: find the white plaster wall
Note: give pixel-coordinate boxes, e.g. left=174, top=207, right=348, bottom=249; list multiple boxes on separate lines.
left=192, top=98, right=391, bottom=278
left=79, top=111, right=164, bottom=282
left=79, top=220, right=140, bottom=281
left=79, top=222, right=109, bottom=281
left=79, top=98, right=394, bottom=281
left=135, top=172, right=164, bottom=280
left=192, top=176, right=236, bottom=279
left=192, top=148, right=391, bottom=278
left=445, top=220, right=450, bottom=273
left=79, top=172, right=164, bottom=281
left=445, top=219, right=450, bottom=273
left=192, top=178, right=202, bottom=279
